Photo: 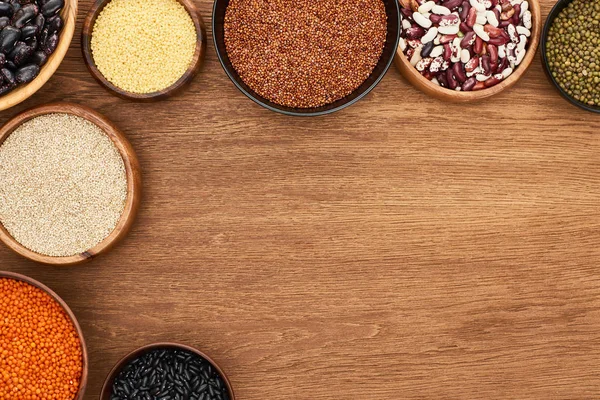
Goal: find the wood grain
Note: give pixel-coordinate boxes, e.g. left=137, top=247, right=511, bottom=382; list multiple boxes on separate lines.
left=395, top=0, right=542, bottom=102
left=0, top=103, right=141, bottom=266
left=1, top=0, right=599, bottom=398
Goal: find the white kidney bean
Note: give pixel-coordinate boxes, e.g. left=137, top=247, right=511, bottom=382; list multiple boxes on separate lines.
left=470, top=0, right=486, bottom=12
left=460, top=48, right=471, bottom=63
left=516, top=26, right=531, bottom=37
left=501, top=67, right=513, bottom=79
left=438, top=24, right=460, bottom=34
left=520, top=1, right=528, bottom=16
left=413, top=12, right=432, bottom=28
left=473, top=24, right=490, bottom=41
left=476, top=12, right=487, bottom=25
left=399, top=37, right=407, bottom=52
left=410, top=46, right=423, bottom=66
left=431, top=77, right=440, bottom=85
left=418, top=0, right=436, bottom=13
left=498, top=44, right=506, bottom=58
left=508, top=24, right=519, bottom=43
left=515, top=48, right=526, bottom=65
left=476, top=73, right=491, bottom=81
left=486, top=10, right=499, bottom=27
left=432, top=5, right=451, bottom=15
left=517, top=34, right=527, bottom=51
left=430, top=45, right=444, bottom=57
left=523, top=11, right=532, bottom=29
left=421, top=27, right=438, bottom=44
left=402, top=19, right=412, bottom=30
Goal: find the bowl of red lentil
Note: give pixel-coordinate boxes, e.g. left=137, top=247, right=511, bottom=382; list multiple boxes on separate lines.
left=0, top=270, right=88, bottom=400
left=212, top=0, right=400, bottom=116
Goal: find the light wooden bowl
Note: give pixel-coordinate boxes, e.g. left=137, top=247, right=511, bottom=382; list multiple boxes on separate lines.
left=0, top=102, right=141, bottom=266
left=0, top=270, right=89, bottom=399
left=394, top=0, right=541, bottom=102
left=100, top=342, right=235, bottom=400
left=81, top=0, right=206, bottom=101
left=0, top=0, right=77, bottom=111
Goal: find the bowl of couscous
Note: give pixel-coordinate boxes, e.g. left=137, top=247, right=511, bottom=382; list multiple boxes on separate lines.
left=81, top=0, right=206, bottom=101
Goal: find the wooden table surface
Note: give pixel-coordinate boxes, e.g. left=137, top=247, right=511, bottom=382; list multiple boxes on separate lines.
left=2, top=0, right=600, bottom=398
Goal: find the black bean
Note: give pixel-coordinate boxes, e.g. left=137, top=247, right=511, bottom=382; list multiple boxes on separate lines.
left=0, top=52, right=5, bottom=66
left=421, top=41, right=434, bottom=58
left=0, top=26, right=20, bottom=53
left=40, top=0, right=61, bottom=16
left=41, top=30, right=55, bottom=54
left=0, top=2, right=13, bottom=17
left=11, top=3, right=37, bottom=28
left=20, top=22, right=37, bottom=39
left=0, top=15, right=9, bottom=29
left=15, top=63, right=37, bottom=83
left=9, top=41, right=33, bottom=65
left=1, top=67, right=14, bottom=85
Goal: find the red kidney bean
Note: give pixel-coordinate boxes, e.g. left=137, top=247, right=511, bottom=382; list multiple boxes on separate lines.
left=400, top=8, right=413, bottom=20
left=466, top=7, right=477, bottom=27
left=430, top=14, right=442, bottom=25
left=484, top=76, right=502, bottom=87
left=498, top=20, right=511, bottom=28
left=495, top=56, right=509, bottom=73
left=465, top=56, right=479, bottom=72
left=474, top=35, right=483, bottom=54
left=487, top=36, right=509, bottom=46
left=443, top=43, right=452, bottom=60
left=439, top=34, right=457, bottom=44
left=512, top=4, right=521, bottom=25
left=481, top=54, right=491, bottom=74
left=459, top=1, right=470, bottom=21
left=460, top=31, right=476, bottom=48
left=406, top=26, right=426, bottom=39
left=437, top=71, right=449, bottom=87
left=484, top=24, right=504, bottom=38
left=473, top=81, right=486, bottom=90
left=442, top=0, right=462, bottom=10
left=460, top=22, right=472, bottom=33
left=446, top=68, right=458, bottom=89
left=452, top=62, right=467, bottom=83
left=461, top=76, right=477, bottom=91
left=488, top=44, right=498, bottom=64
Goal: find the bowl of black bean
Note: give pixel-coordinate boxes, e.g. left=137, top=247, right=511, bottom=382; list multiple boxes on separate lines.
left=0, top=0, right=76, bottom=111
left=100, top=342, right=235, bottom=400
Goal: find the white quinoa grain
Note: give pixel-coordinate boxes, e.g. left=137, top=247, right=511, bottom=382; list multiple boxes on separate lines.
left=91, top=0, right=197, bottom=94
left=0, top=113, right=128, bottom=257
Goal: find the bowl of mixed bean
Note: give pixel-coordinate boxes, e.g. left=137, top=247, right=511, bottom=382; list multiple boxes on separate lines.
left=212, top=0, right=400, bottom=116
left=0, top=0, right=76, bottom=111
left=395, top=0, right=541, bottom=102
left=542, top=0, right=600, bottom=113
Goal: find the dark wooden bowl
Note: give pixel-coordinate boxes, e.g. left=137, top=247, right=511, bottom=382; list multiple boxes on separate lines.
left=0, top=270, right=88, bottom=399
left=394, top=0, right=541, bottom=102
left=0, top=0, right=78, bottom=111
left=541, top=0, right=600, bottom=113
left=81, top=0, right=206, bottom=101
left=0, top=102, right=142, bottom=266
left=212, top=0, right=400, bottom=116
left=100, top=342, right=236, bottom=400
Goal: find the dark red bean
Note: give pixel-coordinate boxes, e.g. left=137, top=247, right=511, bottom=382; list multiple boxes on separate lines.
left=466, top=6, right=477, bottom=27
left=473, top=35, right=483, bottom=54
left=495, top=56, right=509, bottom=73
left=405, top=26, right=425, bottom=39
left=459, top=1, right=470, bottom=21
left=484, top=76, right=502, bottom=87
left=498, top=20, right=510, bottom=28
left=487, top=36, right=509, bottom=46
left=488, top=44, right=498, bottom=65
left=461, top=76, right=476, bottom=91
left=459, top=21, right=472, bottom=33
left=443, top=43, right=452, bottom=60
left=400, top=7, right=413, bottom=20
left=430, top=14, right=442, bottom=25
left=437, top=71, right=449, bottom=88
left=446, top=68, right=458, bottom=89
left=512, top=4, right=520, bottom=24
left=460, top=31, right=476, bottom=48
left=453, top=62, right=467, bottom=83
left=481, top=54, right=491, bottom=75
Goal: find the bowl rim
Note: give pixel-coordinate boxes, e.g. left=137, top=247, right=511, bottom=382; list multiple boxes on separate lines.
left=81, top=0, right=206, bottom=101
left=212, top=0, right=401, bottom=117
left=0, top=102, right=142, bottom=266
left=0, top=0, right=77, bottom=111
left=540, top=0, right=600, bottom=114
left=394, top=0, right=541, bottom=102
left=0, top=270, right=89, bottom=400
left=99, top=342, right=236, bottom=400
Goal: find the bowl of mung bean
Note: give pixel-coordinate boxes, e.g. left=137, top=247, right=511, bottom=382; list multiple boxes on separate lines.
left=394, top=0, right=541, bottom=102
left=100, top=342, right=235, bottom=400
left=0, top=0, right=77, bottom=111
left=0, top=270, right=88, bottom=399
left=81, top=0, right=206, bottom=101
left=0, top=102, right=141, bottom=266
left=542, top=0, right=600, bottom=113
left=212, top=0, right=400, bottom=116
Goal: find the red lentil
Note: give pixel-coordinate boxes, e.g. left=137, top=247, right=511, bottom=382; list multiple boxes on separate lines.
left=0, top=278, right=83, bottom=400
left=224, top=0, right=388, bottom=108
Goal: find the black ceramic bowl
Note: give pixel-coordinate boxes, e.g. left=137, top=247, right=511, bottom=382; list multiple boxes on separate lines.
left=541, top=0, right=600, bottom=114
left=212, top=0, right=400, bottom=116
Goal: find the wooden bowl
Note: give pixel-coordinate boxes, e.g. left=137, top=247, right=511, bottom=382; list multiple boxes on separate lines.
left=0, top=270, right=88, bottom=399
left=0, top=102, right=141, bottom=266
left=0, top=0, right=77, bottom=111
left=81, top=0, right=206, bottom=101
left=541, top=0, right=600, bottom=113
left=394, top=0, right=541, bottom=102
left=100, top=342, right=236, bottom=400
left=212, top=0, right=400, bottom=116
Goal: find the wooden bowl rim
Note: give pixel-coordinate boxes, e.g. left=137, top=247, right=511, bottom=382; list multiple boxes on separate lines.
left=394, top=0, right=542, bottom=102
left=0, top=270, right=89, bottom=399
left=99, top=342, right=236, bottom=400
left=0, top=102, right=141, bottom=266
left=81, top=0, right=206, bottom=101
left=211, top=0, right=401, bottom=116
left=0, top=0, right=78, bottom=111
left=540, top=0, right=600, bottom=114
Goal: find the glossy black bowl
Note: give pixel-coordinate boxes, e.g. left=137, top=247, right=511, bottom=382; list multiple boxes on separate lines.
left=541, top=0, right=600, bottom=114
left=212, top=0, right=400, bottom=117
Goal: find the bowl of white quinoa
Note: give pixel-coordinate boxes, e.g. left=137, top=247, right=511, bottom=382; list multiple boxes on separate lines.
left=0, top=102, right=141, bottom=265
